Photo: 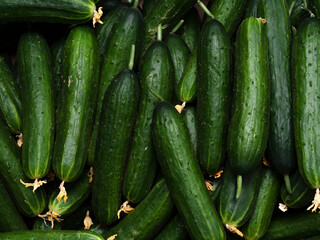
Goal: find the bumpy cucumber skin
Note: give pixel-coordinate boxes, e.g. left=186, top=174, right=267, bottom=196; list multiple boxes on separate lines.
left=92, top=69, right=139, bottom=225
left=18, top=31, right=54, bottom=180
left=154, top=214, right=190, bottom=240
left=152, top=102, right=226, bottom=240
left=181, top=106, right=197, bottom=155
left=88, top=7, right=144, bottom=166
left=227, top=17, right=270, bottom=175
left=0, top=57, right=22, bottom=134
left=123, top=41, right=173, bottom=204
left=105, top=179, right=175, bottom=240
left=292, top=18, right=320, bottom=188
left=242, top=167, right=280, bottom=240
left=0, top=0, right=96, bottom=24
left=53, top=25, right=99, bottom=182
left=0, top=119, right=46, bottom=217
left=0, top=231, right=104, bottom=240
left=197, top=19, right=232, bottom=175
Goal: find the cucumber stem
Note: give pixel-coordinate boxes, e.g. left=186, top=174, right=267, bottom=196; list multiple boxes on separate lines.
left=236, top=175, right=242, bottom=199
left=133, top=0, right=139, bottom=8
left=284, top=174, right=292, bottom=194
left=157, top=24, right=162, bottom=41
left=128, top=44, right=136, bottom=70
left=92, top=7, right=104, bottom=28
left=170, top=20, right=184, bottom=34
left=302, top=0, right=315, bottom=17
left=197, top=0, right=215, bottom=19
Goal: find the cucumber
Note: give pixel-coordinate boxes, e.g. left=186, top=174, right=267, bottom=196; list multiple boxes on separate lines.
left=227, top=17, right=270, bottom=195
left=242, top=167, right=280, bottom=240
left=154, top=214, right=190, bottom=240
left=18, top=31, right=54, bottom=183
left=104, top=179, right=175, bottom=240
left=92, top=68, right=139, bottom=225
left=197, top=19, right=232, bottom=175
left=181, top=106, right=197, bottom=154
left=51, top=36, right=65, bottom=101
left=0, top=57, right=22, bottom=134
left=280, top=169, right=314, bottom=209
left=0, top=118, right=46, bottom=217
left=258, top=0, right=295, bottom=193
left=0, top=1, right=101, bottom=25
left=52, top=25, right=99, bottom=184
left=152, top=102, right=226, bottom=240
left=88, top=5, right=144, bottom=166
left=0, top=231, right=104, bottom=240
left=33, top=218, right=62, bottom=231
left=123, top=39, right=174, bottom=203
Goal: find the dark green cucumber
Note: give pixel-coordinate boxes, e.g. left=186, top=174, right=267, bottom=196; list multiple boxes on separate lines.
left=18, top=31, right=54, bottom=181
left=227, top=17, right=270, bottom=182
left=51, top=36, right=65, bottom=101
left=154, top=214, right=190, bottom=240
left=0, top=231, right=104, bottom=240
left=181, top=105, right=197, bottom=154
left=258, top=0, right=295, bottom=192
left=0, top=180, right=27, bottom=232
left=0, top=118, right=46, bottom=217
left=280, top=169, right=314, bottom=209
left=104, top=179, right=175, bottom=240
left=88, top=6, right=144, bottom=166
left=33, top=218, right=61, bottom=230
left=92, top=69, right=139, bottom=225
left=0, top=1, right=99, bottom=24
left=152, top=102, right=226, bottom=240
left=53, top=25, right=99, bottom=183
left=0, top=57, right=22, bottom=134
left=244, top=0, right=258, bottom=18
left=292, top=18, right=320, bottom=189
left=262, top=211, right=320, bottom=240
left=242, top=167, right=280, bottom=240
left=123, top=41, right=174, bottom=203
left=206, top=0, right=248, bottom=36
left=197, top=19, right=232, bottom=175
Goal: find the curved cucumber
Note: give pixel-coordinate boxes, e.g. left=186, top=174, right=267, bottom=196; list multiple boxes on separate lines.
left=18, top=31, right=54, bottom=181
left=92, top=69, right=139, bottom=225
left=197, top=19, right=232, bottom=175
left=152, top=102, right=226, bottom=240
left=53, top=25, right=99, bottom=183
left=154, top=214, right=190, bottom=240
left=0, top=231, right=104, bottom=240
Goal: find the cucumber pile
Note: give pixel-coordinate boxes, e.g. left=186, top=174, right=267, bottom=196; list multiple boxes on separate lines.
left=1, top=0, right=320, bottom=239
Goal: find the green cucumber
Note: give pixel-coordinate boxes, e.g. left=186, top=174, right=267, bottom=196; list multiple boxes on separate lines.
left=258, top=0, right=295, bottom=193
left=0, top=118, right=46, bottom=217
left=152, top=102, right=226, bottom=240
left=197, top=19, right=232, bottom=175
left=0, top=231, right=104, bottom=240
left=0, top=180, right=27, bottom=232
left=104, top=179, right=175, bottom=240
left=18, top=31, right=54, bottom=183
left=154, top=214, right=190, bottom=240
left=53, top=25, right=99, bottom=184
left=92, top=67, right=139, bottom=225
left=51, top=36, right=65, bottom=101
left=244, top=0, right=258, bottom=18
left=227, top=17, right=270, bottom=196
left=0, top=57, right=22, bottom=134
left=88, top=6, right=144, bottom=166
left=123, top=39, right=174, bottom=203
left=181, top=105, right=197, bottom=154
left=242, top=167, right=280, bottom=240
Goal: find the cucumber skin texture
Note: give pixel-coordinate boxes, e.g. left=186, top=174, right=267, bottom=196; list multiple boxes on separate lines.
left=227, top=17, right=270, bottom=175
left=244, top=0, right=258, bottom=18
left=92, top=69, right=139, bottom=225
left=197, top=19, right=232, bottom=175
left=0, top=231, right=104, bottom=240
left=152, top=102, right=226, bottom=240
left=123, top=41, right=174, bottom=204
left=88, top=7, right=144, bottom=166
left=0, top=0, right=96, bottom=24
left=219, top=163, right=261, bottom=228
left=0, top=180, right=28, bottom=232
left=105, top=179, right=175, bottom=240
left=242, top=167, right=280, bottom=240
left=154, top=214, right=190, bottom=240
left=181, top=106, right=197, bottom=155
left=258, top=0, right=296, bottom=177
left=0, top=57, right=22, bottom=134
left=52, top=25, right=99, bottom=182
left=0, top=119, right=46, bottom=217
left=18, top=31, right=54, bottom=180
left=292, top=18, right=320, bottom=188
left=33, top=218, right=62, bottom=231
left=280, top=169, right=314, bottom=208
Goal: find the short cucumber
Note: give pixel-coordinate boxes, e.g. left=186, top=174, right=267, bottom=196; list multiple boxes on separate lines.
left=0, top=231, right=104, bottom=240
left=104, top=179, right=175, bottom=240
left=18, top=31, right=54, bottom=182
left=197, top=19, right=232, bottom=175
left=154, top=214, right=190, bottom=240
left=152, top=102, right=226, bottom=240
